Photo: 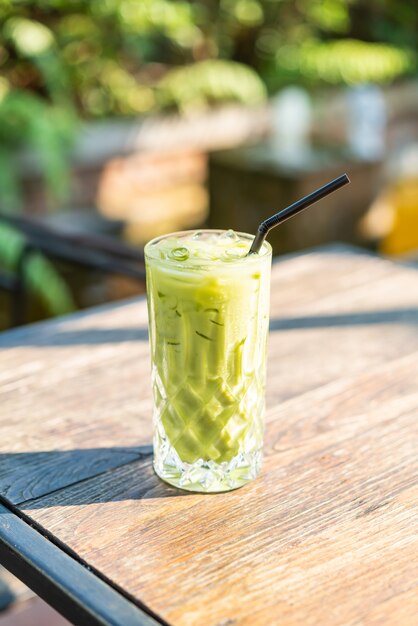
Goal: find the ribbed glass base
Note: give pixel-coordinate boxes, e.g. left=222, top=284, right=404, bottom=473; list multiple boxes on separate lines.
left=153, top=440, right=262, bottom=493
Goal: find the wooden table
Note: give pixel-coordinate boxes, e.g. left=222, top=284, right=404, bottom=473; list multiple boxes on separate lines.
left=1, top=246, right=417, bottom=626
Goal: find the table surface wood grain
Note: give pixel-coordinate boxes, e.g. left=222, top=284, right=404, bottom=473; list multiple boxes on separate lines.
left=1, top=246, right=418, bottom=626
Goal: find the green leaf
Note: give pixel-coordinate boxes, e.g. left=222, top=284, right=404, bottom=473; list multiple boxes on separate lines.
left=158, top=60, right=267, bottom=113
left=0, top=222, right=75, bottom=316
left=275, top=39, right=415, bottom=86
left=0, top=90, right=76, bottom=208
left=4, top=18, right=55, bottom=56
left=0, top=147, right=21, bottom=212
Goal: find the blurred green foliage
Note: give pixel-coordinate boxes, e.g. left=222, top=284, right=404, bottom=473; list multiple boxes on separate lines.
left=1, top=1, right=416, bottom=123
left=0, top=0, right=415, bottom=209
left=0, top=0, right=416, bottom=320
left=0, top=222, right=75, bottom=318
left=0, top=0, right=415, bottom=204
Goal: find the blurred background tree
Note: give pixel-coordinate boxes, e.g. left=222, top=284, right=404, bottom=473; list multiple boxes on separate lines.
left=0, top=0, right=416, bottom=322
left=0, top=0, right=416, bottom=203
left=0, top=0, right=416, bottom=207
left=1, top=1, right=416, bottom=123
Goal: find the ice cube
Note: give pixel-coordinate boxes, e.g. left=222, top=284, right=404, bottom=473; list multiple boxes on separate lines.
left=223, top=245, right=247, bottom=260
left=218, top=229, right=239, bottom=244
left=193, top=245, right=220, bottom=261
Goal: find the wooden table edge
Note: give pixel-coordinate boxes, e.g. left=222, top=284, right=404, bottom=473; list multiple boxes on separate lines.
left=0, top=498, right=168, bottom=626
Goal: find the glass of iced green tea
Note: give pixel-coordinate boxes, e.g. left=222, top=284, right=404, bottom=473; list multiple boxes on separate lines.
left=144, top=230, right=272, bottom=492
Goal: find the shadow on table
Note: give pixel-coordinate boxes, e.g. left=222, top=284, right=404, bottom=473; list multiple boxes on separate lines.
left=0, top=307, right=418, bottom=349
left=0, top=446, right=194, bottom=509
left=2, top=307, right=418, bottom=349
left=269, top=307, right=418, bottom=331
left=0, top=326, right=149, bottom=348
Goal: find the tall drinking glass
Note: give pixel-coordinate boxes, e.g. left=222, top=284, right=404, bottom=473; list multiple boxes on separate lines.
left=145, top=230, right=272, bottom=492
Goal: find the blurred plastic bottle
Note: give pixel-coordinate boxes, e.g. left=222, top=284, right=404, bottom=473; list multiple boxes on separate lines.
left=346, top=84, right=386, bottom=160
left=271, top=87, right=312, bottom=163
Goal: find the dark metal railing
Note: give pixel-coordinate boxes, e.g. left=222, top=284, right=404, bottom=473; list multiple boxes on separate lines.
left=0, top=212, right=146, bottom=328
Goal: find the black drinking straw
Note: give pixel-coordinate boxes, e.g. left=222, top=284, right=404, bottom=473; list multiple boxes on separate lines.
left=248, top=173, right=350, bottom=254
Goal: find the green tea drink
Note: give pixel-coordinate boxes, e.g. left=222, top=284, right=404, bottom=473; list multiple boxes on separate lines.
left=145, top=230, right=272, bottom=492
